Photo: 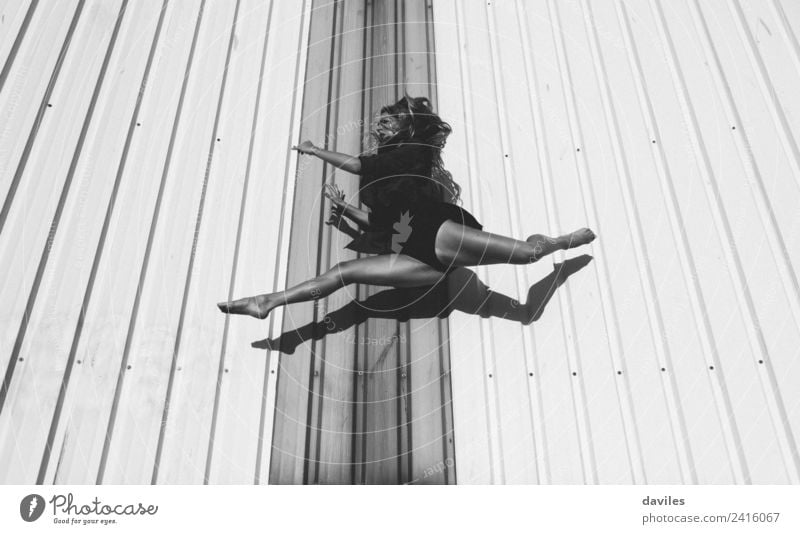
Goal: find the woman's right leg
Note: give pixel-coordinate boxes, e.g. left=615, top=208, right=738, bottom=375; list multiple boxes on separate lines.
left=434, top=220, right=595, bottom=268
left=218, top=253, right=443, bottom=319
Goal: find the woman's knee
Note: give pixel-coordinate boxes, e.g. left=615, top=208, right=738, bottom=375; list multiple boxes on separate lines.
left=329, top=260, right=359, bottom=285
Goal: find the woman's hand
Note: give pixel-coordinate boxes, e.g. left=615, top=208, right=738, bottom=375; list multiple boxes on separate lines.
left=292, top=140, right=318, bottom=155
left=323, top=183, right=370, bottom=230
left=323, top=183, right=347, bottom=229
left=323, top=183, right=346, bottom=207
left=324, top=184, right=357, bottom=234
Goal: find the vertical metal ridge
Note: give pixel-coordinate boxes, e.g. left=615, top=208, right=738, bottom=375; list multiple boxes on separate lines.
left=260, top=0, right=313, bottom=484
left=726, top=0, right=800, bottom=190
left=215, top=0, right=276, bottom=485
left=769, top=0, right=800, bottom=75
left=427, top=0, right=455, bottom=484
left=397, top=2, right=412, bottom=485
left=397, top=323, right=410, bottom=483
left=424, top=0, right=437, bottom=111
left=96, top=0, right=207, bottom=484
left=579, top=0, right=694, bottom=483
left=354, top=0, right=375, bottom=484
left=515, top=0, right=591, bottom=484
left=395, top=0, right=412, bottom=483
left=394, top=0, right=402, bottom=94
left=436, top=333, right=455, bottom=484
left=351, top=0, right=371, bottom=485
left=149, top=0, right=242, bottom=485
left=0, top=0, right=85, bottom=236
left=650, top=0, right=794, bottom=483
left=453, top=0, right=504, bottom=484
left=614, top=0, right=745, bottom=485
left=390, top=0, right=409, bottom=483
left=307, top=0, right=343, bottom=484
left=404, top=324, right=414, bottom=483
left=36, top=0, right=170, bottom=485
left=0, top=0, right=124, bottom=417
left=254, top=349, right=272, bottom=485
left=688, top=0, right=800, bottom=439
left=547, top=0, right=642, bottom=484
left=483, top=1, right=541, bottom=484
left=0, top=0, right=40, bottom=94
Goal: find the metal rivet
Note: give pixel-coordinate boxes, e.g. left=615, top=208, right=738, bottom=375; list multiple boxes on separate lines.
left=758, top=360, right=764, bottom=364
left=731, top=126, right=736, bottom=130
left=358, top=371, right=363, bottom=376
left=47, top=103, right=52, bottom=108
left=77, top=360, right=81, bottom=364
left=617, top=371, right=622, bottom=375
left=572, top=372, right=577, bottom=376
left=127, top=365, right=132, bottom=370
left=177, top=366, right=182, bottom=371
left=488, top=373, right=493, bottom=378
left=136, top=122, right=141, bottom=126
left=709, top=365, right=714, bottom=370
left=225, top=368, right=229, bottom=373
left=270, top=370, right=275, bottom=374
left=661, top=367, right=666, bottom=372
left=651, top=140, right=656, bottom=143
left=576, top=148, right=581, bottom=152
left=18, top=357, right=23, bottom=362
left=216, top=138, right=221, bottom=142
left=528, top=372, right=533, bottom=377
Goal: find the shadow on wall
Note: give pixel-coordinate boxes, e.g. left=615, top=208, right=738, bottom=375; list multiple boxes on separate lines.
left=255, top=254, right=593, bottom=354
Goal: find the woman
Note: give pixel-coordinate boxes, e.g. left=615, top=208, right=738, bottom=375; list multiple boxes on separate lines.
left=218, top=96, right=595, bottom=319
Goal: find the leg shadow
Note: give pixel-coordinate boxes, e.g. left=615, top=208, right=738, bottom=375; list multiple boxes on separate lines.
left=254, top=254, right=593, bottom=354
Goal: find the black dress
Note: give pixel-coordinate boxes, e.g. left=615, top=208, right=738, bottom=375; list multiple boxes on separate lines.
left=344, top=143, right=483, bottom=273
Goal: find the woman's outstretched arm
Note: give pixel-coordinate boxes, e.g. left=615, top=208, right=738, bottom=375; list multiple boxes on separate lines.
left=292, top=140, right=362, bottom=174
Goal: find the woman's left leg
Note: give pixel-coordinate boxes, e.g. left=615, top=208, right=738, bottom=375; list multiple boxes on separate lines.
left=434, top=220, right=595, bottom=268
left=218, top=254, right=444, bottom=319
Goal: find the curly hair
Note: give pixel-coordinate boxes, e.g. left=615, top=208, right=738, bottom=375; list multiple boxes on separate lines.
left=370, top=94, right=462, bottom=204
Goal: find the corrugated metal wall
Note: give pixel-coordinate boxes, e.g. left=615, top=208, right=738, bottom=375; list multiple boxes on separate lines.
left=434, top=0, right=800, bottom=483
left=0, top=0, right=310, bottom=483
left=269, top=0, right=456, bottom=485
left=2, top=0, right=798, bottom=486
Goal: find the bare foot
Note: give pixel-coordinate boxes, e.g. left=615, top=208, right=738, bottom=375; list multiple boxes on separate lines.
left=217, top=294, right=274, bottom=319
left=559, top=228, right=596, bottom=250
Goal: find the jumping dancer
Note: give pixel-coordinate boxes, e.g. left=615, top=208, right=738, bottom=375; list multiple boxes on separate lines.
left=218, top=95, right=595, bottom=320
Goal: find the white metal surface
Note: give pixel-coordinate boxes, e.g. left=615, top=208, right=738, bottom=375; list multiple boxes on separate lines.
left=434, top=0, right=800, bottom=484
left=0, top=0, right=311, bottom=484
